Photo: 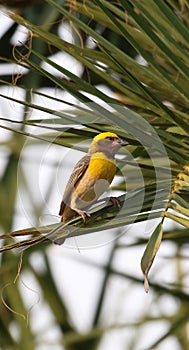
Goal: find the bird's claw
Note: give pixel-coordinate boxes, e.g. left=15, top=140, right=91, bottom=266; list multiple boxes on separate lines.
left=73, top=208, right=91, bottom=223
left=109, top=196, right=121, bottom=209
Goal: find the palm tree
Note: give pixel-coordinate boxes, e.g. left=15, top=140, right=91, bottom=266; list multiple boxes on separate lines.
left=0, top=1, right=189, bottom=349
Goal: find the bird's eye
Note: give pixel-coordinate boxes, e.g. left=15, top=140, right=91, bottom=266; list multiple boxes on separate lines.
left=106, top=136, right=115, bottom=141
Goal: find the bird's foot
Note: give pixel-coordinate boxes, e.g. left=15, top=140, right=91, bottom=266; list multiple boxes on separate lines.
left=109, top=196, right=121, bottom=209
left=73, top=208, right=91, bottom=223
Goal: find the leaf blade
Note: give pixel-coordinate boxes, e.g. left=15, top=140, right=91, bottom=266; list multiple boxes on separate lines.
left=141, top=223, right=163, bottom=292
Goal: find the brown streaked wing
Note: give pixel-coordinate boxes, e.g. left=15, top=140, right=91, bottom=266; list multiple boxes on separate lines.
left=59, top=154, right=91, bottom=215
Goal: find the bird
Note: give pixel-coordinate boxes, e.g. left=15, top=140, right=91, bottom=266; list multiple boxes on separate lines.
left=59, top=132, right=128, bottom=225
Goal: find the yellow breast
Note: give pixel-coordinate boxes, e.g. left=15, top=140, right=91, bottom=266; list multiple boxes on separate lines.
left=88, top=152, right=116, bottom=183
left=71, top=152, right=117, bottom=208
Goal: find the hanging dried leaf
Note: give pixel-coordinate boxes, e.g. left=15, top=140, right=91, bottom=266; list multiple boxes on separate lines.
left=141, top=223, right=163, bottom=293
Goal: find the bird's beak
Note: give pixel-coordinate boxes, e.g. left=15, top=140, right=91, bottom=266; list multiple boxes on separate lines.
left=118, top=138, right=129, bottom=147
